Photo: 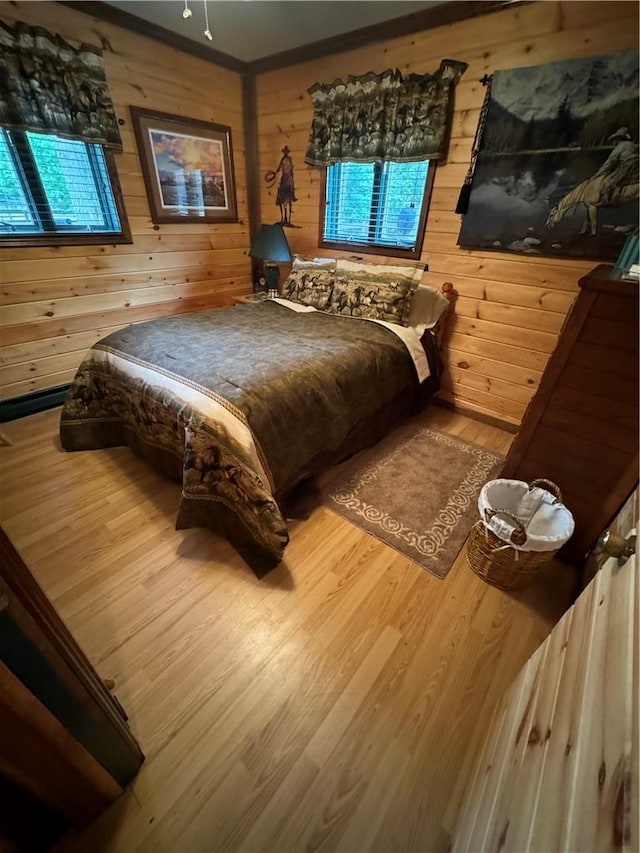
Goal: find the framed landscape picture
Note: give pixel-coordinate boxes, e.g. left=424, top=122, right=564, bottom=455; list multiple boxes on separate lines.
left=457, top=49, right=638, bottom=260
left=130, top=107, right=238, bottom=224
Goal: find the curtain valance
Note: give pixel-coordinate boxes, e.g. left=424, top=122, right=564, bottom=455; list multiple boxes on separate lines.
left=0, top=20, right=123, bottom=151
left=304, top=59, right=467, bottom=167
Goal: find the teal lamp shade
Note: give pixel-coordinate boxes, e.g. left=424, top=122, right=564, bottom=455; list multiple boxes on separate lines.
left=249, top=223, right=292, bottom=292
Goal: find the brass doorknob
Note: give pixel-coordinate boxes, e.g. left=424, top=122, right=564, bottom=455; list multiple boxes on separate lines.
left=597, top=530, right=636, bottom=561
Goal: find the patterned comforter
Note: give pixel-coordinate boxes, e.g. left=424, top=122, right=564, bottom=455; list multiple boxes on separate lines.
left=60, top=299, right=436, bottom=571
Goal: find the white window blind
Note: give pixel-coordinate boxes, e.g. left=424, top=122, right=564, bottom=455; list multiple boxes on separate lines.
left=0, top=129, right=125, bottom=240
left=0, top=133, right=35, bottom=229
left=323, top=160, right=431, bottom=254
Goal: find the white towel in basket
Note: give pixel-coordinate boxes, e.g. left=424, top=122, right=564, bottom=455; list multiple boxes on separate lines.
left=478, top=479, right=575, bottom=552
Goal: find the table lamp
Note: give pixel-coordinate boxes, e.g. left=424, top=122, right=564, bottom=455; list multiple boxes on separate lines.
left=249, top=223, right=292, bottom=296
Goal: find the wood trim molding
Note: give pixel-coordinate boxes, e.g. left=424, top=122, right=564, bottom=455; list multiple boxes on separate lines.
left=0, top=384, right=70, bottom=423
left=0, top=660, right=122, bottom=826
left=56, top=1, right=528, bottom=76
left=434, top=397, right=519, bottom=435
left=57, top=1, right=247, bottom=72
left=242, top=71, right=260, bottom=243
left=247, top=1, right=530, bottom=74
left=0, top=528, right=144, bottom=786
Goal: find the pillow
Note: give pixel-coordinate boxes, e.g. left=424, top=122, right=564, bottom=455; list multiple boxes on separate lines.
left=326, top=259, right=421, bottom=325
left=281, top=256, right=336, bottom=310
left=406, top=284, right=451, bottom=333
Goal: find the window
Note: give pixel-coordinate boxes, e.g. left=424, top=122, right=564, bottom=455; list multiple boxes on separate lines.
left=320, top=160, right=435, bottom=259
left=0, top=129, right=131, bottom=247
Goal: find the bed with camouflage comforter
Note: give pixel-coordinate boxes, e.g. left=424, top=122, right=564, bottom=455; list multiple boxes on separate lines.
left=60, top=298, right=441, bottom=572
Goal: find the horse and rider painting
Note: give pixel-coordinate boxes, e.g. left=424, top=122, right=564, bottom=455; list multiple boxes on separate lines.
left=458, top=49, right=638, bottom=260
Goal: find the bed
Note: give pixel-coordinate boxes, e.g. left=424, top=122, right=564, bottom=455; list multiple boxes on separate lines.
left=60, top=260, right=454, bottom=573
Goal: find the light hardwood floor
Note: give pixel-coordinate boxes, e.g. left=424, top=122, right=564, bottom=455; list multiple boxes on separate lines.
left=0, top=406, right=576, bottom=852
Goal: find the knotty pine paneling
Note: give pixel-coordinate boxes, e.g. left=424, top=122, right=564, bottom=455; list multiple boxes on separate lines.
left=255, top=0, right=638, bottom=427
left=0, top=1, right=251, bottom=402
left=453, top=543, right=638, bottom=852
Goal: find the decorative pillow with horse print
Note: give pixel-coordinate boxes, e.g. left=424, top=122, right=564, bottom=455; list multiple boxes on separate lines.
left=281, top=256, right=336, bottom=310
left=326, top=259, right=422, bottom=326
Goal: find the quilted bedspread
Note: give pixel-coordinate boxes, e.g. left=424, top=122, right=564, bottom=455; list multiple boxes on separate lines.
left=60, top=300, right=425, bottom=571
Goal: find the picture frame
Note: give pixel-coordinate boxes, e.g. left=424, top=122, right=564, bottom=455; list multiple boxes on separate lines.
left=130, top=106, right=238, bottom=224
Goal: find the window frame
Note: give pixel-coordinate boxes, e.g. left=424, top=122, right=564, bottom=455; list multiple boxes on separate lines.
left=0, top=130, right=132, bottom=249
left=318, top=159, right=436, bottom=260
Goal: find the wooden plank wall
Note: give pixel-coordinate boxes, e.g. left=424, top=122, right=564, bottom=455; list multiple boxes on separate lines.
left=0, top=1, right=251, bottom=402
left=255, top=1, right=639, bottom=427
left=452, top=538, right=638, bottom=852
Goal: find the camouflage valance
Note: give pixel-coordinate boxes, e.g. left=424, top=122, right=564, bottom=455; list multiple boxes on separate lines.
left=0, top=20, right=123, bottom=151
left=305, top=59, right=467, bottom=167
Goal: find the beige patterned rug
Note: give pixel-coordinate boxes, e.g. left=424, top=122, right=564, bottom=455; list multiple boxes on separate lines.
left=324, top=422, right=504, bottom=579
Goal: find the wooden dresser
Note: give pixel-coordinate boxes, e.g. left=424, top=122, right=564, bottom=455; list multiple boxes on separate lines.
left=501, top=264, right=638, bottom=565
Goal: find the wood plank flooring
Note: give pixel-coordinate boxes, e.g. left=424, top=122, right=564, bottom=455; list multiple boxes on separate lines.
left=0, top=406, right=576, bottom=852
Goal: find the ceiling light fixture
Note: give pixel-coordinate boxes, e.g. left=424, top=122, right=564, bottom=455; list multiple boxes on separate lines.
left=203, top=0, right=212, bottom=41
left=181, top=0, right=212, bottom=41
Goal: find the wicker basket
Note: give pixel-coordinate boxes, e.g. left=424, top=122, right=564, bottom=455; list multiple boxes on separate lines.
left=466, top=479, right=565, bottom=591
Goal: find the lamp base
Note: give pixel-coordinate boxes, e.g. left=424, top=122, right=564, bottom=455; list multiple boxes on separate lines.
left=263, top=263, right=280, bottom=294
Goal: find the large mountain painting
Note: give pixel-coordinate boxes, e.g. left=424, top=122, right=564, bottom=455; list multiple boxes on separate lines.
left=458, top=50, right=639, bottom=260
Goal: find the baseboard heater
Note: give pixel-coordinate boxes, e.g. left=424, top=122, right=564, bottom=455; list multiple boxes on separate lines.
left=0, top=384, right=71, bottom=423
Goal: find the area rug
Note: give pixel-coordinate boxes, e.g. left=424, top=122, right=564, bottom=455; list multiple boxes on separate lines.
left=324, top=422, right=504, bottom=579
